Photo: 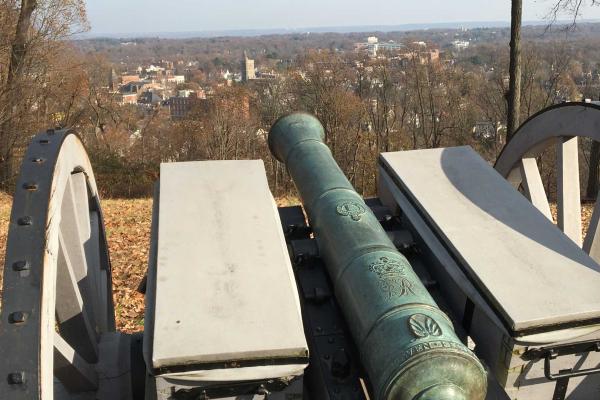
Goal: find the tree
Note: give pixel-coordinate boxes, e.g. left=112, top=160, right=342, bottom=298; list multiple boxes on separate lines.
left=507, top=0, right=522, bottom=141
left=547, top=0, right=600, bottom=198
left=365, top=59, right=408, bottom=154
left=506, top=0, right=600, bottom=198
left=0, top=0, right=88, bottom=190
left=0, top=0, right=38, bottom=189
left=507, top=0, right=600, bottom=140
left=547, top=0, right=600, bottom=26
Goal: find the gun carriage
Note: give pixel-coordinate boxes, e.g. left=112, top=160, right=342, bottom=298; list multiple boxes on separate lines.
left=1, top=103, right=600, bottom=400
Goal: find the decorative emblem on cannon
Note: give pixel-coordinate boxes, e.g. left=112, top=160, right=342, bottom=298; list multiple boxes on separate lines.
left=336, top=200, right=367, bottom=221
left=368, top=256, right=416, bottom=298
left=408, top=313, right=442, bottom=339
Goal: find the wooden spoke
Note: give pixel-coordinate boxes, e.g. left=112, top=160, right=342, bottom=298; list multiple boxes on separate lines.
left=556, top=137, right=582, bottom=246
left=54, top=332, right=98, bottom=393
left=519, top=158, right=552, bottom=221
left=584, top=191, right=600, bottom=263
left=87, top=212, right=109, bottom=333
left=57, top=233, right=99, bottom=363
left=60, top=174, right=100, bottom=330
left=70, top=172, right=92, bottom=241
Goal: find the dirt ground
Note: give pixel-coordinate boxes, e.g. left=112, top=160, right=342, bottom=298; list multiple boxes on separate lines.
left=0, top=194, right=594, bottom=333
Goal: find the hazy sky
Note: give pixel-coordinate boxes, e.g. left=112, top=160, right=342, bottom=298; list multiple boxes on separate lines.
left=86, top=0, right=600, bottom=34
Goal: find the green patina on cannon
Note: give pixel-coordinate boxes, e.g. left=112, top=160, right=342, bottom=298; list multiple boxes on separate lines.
left=269, top=113, right=488, bottom=400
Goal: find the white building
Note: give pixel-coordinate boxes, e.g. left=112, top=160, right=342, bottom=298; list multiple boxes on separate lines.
left=146, top=65, right=165, bottom=73
left=177, top=89, right=195, bottom=98
left=354, top=37, right=404, bottom=58
left=169, top=75, right=185, bottom=85
left=452, top=40, right=470, bottom=50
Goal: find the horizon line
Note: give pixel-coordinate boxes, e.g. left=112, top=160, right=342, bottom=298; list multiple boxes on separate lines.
left=81, top=18, right=600, bottom=40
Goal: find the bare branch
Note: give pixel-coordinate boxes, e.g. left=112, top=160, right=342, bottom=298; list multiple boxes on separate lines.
left=546, top=0, right=600, bottom=30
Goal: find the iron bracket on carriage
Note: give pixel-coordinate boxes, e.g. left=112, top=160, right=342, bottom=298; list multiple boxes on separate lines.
left=2, top=103, right=600, bottom=400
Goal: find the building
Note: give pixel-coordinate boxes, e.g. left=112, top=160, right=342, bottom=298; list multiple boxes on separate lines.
left=452, top=40, right=470, bottom=51
left=256, top=71, right=278, bottom=80
left=168, top=93, right=202, bottom=120
left=137, top=91, right=163, bottom=106
left=120, top=81, right=146, bottom=94
left=120, top=74, right=140, bottom=85
left=241, top=52, right=256, bottom=82
left=367, top=36, right=379, bottom=57
left=397, top=47, right=440, bottom=65
left=178, top=89, right=206, bottom=99
left=108, top=68, right=119, bottom=91
left=355, top=37, right=404, bottom=57
left=167, top=75, right=186, bottom=85
left=177, top=89, right=195, bottom=98
left=146, top=65, right=165, bottom=73
left=221, top=69, right=234, bottom=80
left=116, top=92, right=138, bottom=105
left=115, top=80, right=145, bottom=105
left=473, top=121, right=504, bottom=140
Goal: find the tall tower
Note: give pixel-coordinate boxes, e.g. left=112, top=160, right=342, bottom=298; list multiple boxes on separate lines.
left=241, top=51, right=256, bottom=82
left=108, top=68, right=119, bottom=91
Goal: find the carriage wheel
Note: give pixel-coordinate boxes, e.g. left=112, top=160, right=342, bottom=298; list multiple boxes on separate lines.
left=495, top=101, right=600, bottom=263
left=0, top=129, right=115, bottom=399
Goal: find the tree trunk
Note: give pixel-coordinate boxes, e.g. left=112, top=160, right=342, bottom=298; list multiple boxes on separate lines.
left=0, top=0, right=38, bottom=191
left=587, top=140, right=600, bottom=199
left=507, top=0, right=522, bottom=141
left=8, top=0, right=37, bottom=83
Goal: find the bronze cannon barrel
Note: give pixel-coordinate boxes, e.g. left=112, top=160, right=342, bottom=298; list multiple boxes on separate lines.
left=269, top=113, right=487, bottom=400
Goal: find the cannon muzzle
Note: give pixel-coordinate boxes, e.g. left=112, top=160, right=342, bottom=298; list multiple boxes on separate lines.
left=269, top=113, right=487, bottom=400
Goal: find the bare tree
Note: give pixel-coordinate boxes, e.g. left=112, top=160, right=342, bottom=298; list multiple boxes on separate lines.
left=0, top=0, right=38, bottom=189
left=547, top=0, right=600, bottom=27
left=0, top=0, right=88, bottom=190
left=366, top=60, right=408, bottom=153
left=507, top=0, right=522, bottom=141
left=546, top=0, right=600, bottom=198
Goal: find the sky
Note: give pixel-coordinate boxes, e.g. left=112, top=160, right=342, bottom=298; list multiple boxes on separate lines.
left=86, top=0, right=600, bottom=35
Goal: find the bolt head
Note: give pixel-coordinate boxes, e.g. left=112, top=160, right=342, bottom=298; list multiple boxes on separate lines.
left=9, top=312, right=27, bottom=324
left=17, top=216, right=32, bottom=226
left=12, top=261, right=29, bottom=272
left=8, top=372, right=25, bottom=384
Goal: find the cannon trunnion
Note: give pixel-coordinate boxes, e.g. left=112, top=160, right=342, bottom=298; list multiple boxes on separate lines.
left=2, top=106, right=600, bottom=400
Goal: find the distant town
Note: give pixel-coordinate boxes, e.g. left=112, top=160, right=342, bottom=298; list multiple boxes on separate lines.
left=5, top=16, right=600, bottom=197
left=108, top=35, right=458, bottom=120
left=89, top=22, right=600, bottom=141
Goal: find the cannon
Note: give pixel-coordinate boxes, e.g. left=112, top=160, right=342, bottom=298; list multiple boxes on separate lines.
left=268, top=113, right=487, bottom=400
left=1, top=104, right=600, bottom=400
